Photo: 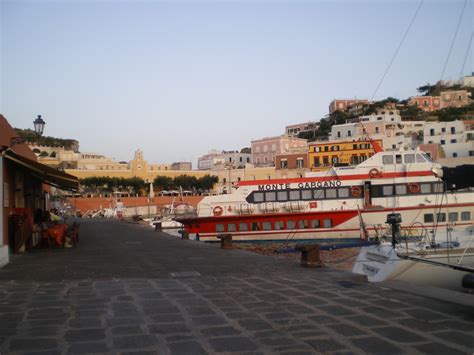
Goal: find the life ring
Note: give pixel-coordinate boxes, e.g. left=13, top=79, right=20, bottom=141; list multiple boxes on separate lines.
left=351, top=186, right=362, bottom=197
left=369, top=168, right=380, bottom=178
left=213, top=206, right=223, bottom=216
left=408, top=183, right=420, bottom=194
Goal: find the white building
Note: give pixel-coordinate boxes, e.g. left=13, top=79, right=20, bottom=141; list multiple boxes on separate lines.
left=329, top=110, right=425, bottom=150
left=197, top=150, right=252, bottom=170
left=285, top=121, right=320, bottom=137
left=423, top=120, right=474, bottom=158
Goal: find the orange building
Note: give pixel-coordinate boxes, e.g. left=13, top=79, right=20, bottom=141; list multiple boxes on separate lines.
left=308, top=139, right=383, bottom=170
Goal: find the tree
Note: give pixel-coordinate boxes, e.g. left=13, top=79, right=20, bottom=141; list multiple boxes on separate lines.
left=197, top=175, right=218, bottom=191
left=173, top=175, right=198, bottom=190
left=240, top=147, right=251, bottom=154
left=153, top=176, right=173, bottom=190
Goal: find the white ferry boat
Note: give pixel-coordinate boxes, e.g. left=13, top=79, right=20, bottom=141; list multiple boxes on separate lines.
left=177, top=149, right=474, bottom=242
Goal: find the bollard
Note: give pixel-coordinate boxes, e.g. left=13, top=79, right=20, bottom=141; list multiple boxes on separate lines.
left=295, top=244, right=323, bottom=267
left=217, top=234, right=233, bottom=249
left=181, top=230, right=189, bottom=240
left=154, top=221, right=162, bottom=231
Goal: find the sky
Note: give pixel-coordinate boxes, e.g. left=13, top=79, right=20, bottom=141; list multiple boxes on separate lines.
left=1, top=0, right=472, bottom=166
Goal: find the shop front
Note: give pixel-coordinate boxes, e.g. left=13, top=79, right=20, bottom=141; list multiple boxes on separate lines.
left=1, top=115, right=78, bottom=267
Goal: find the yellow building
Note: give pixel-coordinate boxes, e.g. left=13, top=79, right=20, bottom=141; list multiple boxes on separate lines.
left=64, top=149, right=279, bottom=193
left=308, top=139, right=382, bottom=170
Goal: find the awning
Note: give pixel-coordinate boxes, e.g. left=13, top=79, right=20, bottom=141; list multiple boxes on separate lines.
left=3, top=150, right=79, bottom=191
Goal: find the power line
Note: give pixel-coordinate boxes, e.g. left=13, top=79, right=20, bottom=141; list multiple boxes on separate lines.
left=459, top=32, right=473, bottom=79
left=371, top=0, right=424, bottom=101
left=440, top=0, right=468, bottom=82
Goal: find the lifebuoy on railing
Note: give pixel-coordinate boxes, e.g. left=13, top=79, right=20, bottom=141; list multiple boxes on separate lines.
left=408, top=183, right=420, bottom=194
left=351, top=186, right=362, bottom=197
left=213, top=206, right=224, bottom=216
left=369, top=168, right=380, bottom=178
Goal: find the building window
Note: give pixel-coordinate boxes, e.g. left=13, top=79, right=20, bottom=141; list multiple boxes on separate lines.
left=453, top=153, right=458, bottom=158
left=440, top=140, right=445, bottom=145
left=337, top=131, right=341, bottom=138
left=396, top=155, right=402, bottom=163
left=375, top=127, right=380, bottom=133
left=441, top=127, right=446, bottom=133
left=324, top=146, right=329, bottom=152
left=348, top=130, right=352, bottom=137
left=314, top=157, right=320, bottom=167
left=280, top=160, right=288, bottom=169
left=461, top=212, right=471, bottom=221
left=323, top=156, right=329, bottom=165
left=296, top=159, right=304, bottom=169
left=451, top=127, right=456, bottom=134
left=430, top=128, right=435, bottom=136
left=450, top=139, right=457, bottom=143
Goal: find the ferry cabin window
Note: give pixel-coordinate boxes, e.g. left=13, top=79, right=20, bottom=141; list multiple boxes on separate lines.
left=289, top=190, right=300, bottom=200
left=326, top=189, right=337, bottom=199
left=338, top=188, right=349, bottom=198
left=383, top=185, right=394, bottom=196
left=265, top=191, right=276, bottom=202
left=424, top=214, right=434, bottom=223
left=448, top=212, right=458, bottom=222
left=275, top=221, right=284, bottom=230
left=287, top=221, right=296, bottom=229
left=420, top=183, right=431, bottom=193
left=433, top=183, right=444, bottom=193
left=263, top=222, right=272, bottom=231
left=461, top=212, right=471, bottom=221
left=382, top=155, right=393, bottom=164
left=314, top=190, right=325, bottom=199
left=404, top=154, right=415, bottom=163
left=396, top=155, right=402, bottom=164
left=239, top=223, right=248, bottom=231
left=301, top=190, right=312, bottom=200
left=277, top=191, right=288, bottom=201
left=436, top=213, right=446, bottom=222
left=251, top=222, right=260, bottom=231
left=416, top=154, right=426, bottom=163
left=395, top=184, right=407, bottom=195
left=254, top=192, right=264, bottom=203
left=323, top=219, right=333, bottom=228
left=299, top=220, right=309, bottom=229
left=311, top=220, right=320, bottom=228
left=216, top=224, right=225, bottom=233
left=228, top=224, right=236, bottom=232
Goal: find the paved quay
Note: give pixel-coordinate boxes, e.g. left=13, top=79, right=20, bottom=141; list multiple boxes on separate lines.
left=0, top=219, right=473, bottom=355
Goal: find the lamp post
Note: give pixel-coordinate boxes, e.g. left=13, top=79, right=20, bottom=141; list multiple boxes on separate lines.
left=33, top=115, right=45, bottom=137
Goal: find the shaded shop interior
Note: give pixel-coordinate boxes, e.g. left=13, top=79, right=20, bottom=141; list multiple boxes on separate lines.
left=1, top=114, right=78, bottom=267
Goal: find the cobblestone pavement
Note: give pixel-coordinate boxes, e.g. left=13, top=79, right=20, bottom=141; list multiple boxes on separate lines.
left=0, top=219, right=473, bottom=354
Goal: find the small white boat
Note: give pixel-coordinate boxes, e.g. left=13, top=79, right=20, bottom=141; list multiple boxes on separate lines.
left=353, top=226, right=474, bottom=291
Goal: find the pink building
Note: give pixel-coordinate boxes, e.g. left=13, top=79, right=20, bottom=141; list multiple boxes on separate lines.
left=408, top=90, right=471, bottom=112
left=329, top=99, right=369, bottom=114
left=251, top=135, right=308, bottom=167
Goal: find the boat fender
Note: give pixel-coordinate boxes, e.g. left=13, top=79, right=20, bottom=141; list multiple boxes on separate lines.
left=408, top=183, right=420, bottom=194
left=213, top=206, right=224, bottom=216
left=369, top=168, right=380, bottom=178
left=351, top=186, right=362, bottom=197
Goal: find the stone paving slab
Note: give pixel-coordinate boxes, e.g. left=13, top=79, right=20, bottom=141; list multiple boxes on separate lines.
left=0, top=219, right=473, bottom=354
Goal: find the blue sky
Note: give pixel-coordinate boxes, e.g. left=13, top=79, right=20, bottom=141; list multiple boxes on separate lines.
left=1, top=0, right=472, bottom=166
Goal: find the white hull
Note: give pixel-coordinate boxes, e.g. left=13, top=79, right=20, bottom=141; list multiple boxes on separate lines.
left=353, top=230, right=474, bottom=291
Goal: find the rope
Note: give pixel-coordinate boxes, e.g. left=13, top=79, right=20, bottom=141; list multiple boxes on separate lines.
left=371, top=0, right=424, bottom=100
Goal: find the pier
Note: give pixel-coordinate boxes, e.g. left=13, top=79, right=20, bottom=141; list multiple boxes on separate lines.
left=0, top=219, right=473, bottom=354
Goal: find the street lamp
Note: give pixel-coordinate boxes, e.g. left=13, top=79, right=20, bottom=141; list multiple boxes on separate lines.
left=33, top=115, right=45, bottom=136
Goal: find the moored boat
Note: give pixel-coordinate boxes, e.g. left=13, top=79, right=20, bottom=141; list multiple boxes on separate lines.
left=177, top=148, right=474, bottom=243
